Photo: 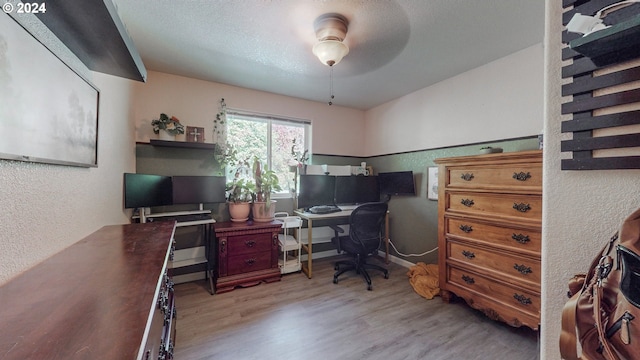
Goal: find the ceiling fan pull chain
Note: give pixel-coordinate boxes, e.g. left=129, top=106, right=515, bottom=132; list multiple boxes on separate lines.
left=328, top=65, right=334, bottom=106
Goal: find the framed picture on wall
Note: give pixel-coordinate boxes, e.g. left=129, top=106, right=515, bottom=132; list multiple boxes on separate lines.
left=0, top=15, right=99, bottom=167
left=427, top=166, right=438, bottom=200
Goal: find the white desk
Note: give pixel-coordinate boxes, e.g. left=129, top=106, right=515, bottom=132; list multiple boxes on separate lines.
left=294, top=209, right=389, bottom=279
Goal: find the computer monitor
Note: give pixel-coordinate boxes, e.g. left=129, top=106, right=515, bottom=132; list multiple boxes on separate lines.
left=123, top=173, right=173, bottom=209
left=334, top=176, right=380, bottom=205
left=171, top=175, right=226, bottom=204
left=297, top=175, right=336, bottom=210
left=378, top=171, right=416, bottom=196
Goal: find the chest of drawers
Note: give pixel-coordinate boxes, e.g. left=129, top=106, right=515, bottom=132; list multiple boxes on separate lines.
left=214, top=221, right=282, bottom=293
left=435, top=150, right=542, bottom=329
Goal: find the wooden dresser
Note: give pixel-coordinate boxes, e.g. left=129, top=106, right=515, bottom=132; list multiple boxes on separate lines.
left=0, top=222, right=177, bottom=359
left=214, top=221, right=282, bottom=293
left=434, top=150, right=542, bottom=329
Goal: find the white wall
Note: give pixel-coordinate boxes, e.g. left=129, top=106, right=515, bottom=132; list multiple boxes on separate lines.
left=133, top=71, right=366, bottom=157
left=0, top=15, right=136, bottom=285
left=541, top=2, right=640, bottom=358
left=364, top=44, right=544, bottom=156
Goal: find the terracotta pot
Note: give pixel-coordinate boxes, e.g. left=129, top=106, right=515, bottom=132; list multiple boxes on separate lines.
left=228, top=202, right=250, bottom=222
left=252, top=200, right=277, bottom=222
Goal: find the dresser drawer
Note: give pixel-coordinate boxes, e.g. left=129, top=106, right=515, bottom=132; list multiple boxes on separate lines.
left=447, top=191, right=541, bottom=222
left=447, top=266, right=540, bottom=318
left=227, top=233, right=273, bottom=255
left=227, top=251, right=272, bottom=275
left=445, top=216, right=541, bottom=256
left=446, top=164, right=542, bottom=190
left=448, top=241, right=540, bottom=288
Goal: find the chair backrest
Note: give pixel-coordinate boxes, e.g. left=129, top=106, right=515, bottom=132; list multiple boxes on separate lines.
left=348, top=202, right=388, bottom=255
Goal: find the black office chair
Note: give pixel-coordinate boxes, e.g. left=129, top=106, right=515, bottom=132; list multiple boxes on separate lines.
left=330, top=202, right=389, bottom=290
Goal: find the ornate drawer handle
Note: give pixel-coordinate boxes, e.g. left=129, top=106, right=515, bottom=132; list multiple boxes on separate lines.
left=513, top=203, right=531, bottom=213
left=513, top=293, right=532, bottom=305
left=514, top=264, right=533, bottom=275
left=512, top=233, right=530, bottom=244
left=245, top=240, right=256, bottom=247
left=512, top=172, right=532, bottom=181
left=245, top=258, right=257, bottom=266
left=462, top=250, right=475, bottom=259
left=461, top=199, right=475, bottom=207
left=462, top=275, right=475, bottom=284
left=461, top=173, right=474, bottom=181
left=459, top=224, right=473, bottom=233
left=220, top=240, right=227, bottom=253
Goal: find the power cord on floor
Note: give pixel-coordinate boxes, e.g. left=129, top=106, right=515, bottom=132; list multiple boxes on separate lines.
left=388, top=238, right=438, bottom=257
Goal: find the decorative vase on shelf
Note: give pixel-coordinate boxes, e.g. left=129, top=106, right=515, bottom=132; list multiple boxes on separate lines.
left=158, top=130, right=175, bottom=141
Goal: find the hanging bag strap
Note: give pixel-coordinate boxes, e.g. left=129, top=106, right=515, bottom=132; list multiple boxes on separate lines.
left=560, top=290, right=582, bottom=360
left=593, top=255, right=620, bottom=360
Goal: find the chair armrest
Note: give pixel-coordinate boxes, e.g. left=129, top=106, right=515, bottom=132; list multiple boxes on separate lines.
left=328, top=225, right=345, bottom=234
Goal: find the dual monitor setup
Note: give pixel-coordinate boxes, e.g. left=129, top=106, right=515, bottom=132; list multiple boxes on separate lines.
left=297, top=171, right=415, bottom=211
left=123, top=173, right=226, bottom=210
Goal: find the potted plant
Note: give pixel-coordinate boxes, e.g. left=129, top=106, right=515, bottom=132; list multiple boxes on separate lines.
left=151, top=113, right=185, bottom=140
left=225, top=178, right=254, bottom=222
left=252, top=158, right=282, bottom=222
left=223, top=151, right=255, bottom=222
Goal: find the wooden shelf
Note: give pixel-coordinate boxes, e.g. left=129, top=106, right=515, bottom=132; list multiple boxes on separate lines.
left=145, top=139, right=216, bottom=149
left=570, top=14, right=640, bottom=67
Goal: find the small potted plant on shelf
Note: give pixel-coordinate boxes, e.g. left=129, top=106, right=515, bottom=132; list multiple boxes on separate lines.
left=252, top=158, right=282, bottom=222
left=151, top=113, right=185, bottom=140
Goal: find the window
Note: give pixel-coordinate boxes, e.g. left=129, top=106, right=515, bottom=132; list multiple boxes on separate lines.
left=225, top=110, right=310, bottom=195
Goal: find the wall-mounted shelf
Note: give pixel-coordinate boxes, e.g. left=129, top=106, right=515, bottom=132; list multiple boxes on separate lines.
left=570, top=14, right=640, bottom=67
left=145, top=139, right=216, bottom=150
left=35, top=0, right=147, bottom=82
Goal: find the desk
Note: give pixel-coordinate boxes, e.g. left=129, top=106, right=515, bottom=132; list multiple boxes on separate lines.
left=294, top=209, right=389, bottom=279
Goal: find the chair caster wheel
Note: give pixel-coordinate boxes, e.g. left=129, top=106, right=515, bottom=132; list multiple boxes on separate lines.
left=333, top=277, right=338, bottom=284
left=384, top=272, right=389, bottom=279
left=367, top=285, right=373, bottom=291
left=334, top=265, right=339, bottom=270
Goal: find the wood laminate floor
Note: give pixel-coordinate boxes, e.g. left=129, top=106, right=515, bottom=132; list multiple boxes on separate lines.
left=173, top=256, right=539, bottom=360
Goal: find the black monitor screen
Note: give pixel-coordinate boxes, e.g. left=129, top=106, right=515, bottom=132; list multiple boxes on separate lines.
left=124, top=173, right=173, bottom=209
left=335, top=176, right=380, bottom=205
left=378, top=171, right=416, bottom=196
left=298, top=175, right=336, bottom=210
left=172, top=176, right=226, bottom=204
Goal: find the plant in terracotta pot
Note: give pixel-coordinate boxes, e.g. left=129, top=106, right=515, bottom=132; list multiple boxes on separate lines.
left=225, top=178, right=254, bottom=222
left=252, top=158, right=282, bottom=222
left=224, top=153, right=255, bottom=222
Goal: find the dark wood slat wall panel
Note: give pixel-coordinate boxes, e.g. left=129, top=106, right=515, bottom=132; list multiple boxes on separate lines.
left=561, top=0, right=640, bottom=170
left=562, top=67, right=640, bottom=96
left=561, top=110, right=640, bottom=132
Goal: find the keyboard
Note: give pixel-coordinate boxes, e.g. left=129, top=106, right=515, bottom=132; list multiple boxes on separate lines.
left=308, top=205, right=341, bottom=214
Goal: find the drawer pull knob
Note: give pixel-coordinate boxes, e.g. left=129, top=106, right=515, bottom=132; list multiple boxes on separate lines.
left=514, top=293, right=532, bottom=305
left=461, top=173, right=474, bottom=181
left=462, top=250, right=475, bottom=259
left=514, top=264, right=533, bottom=275
left=245, top=258, right=257, bottom=265
left=459, top=225, right=473, bottom=233
left=220, top=240, right=227, bottom=253
left=512, top=172, right=532, bottom=181
left=462, top=275, right=475, bottom=284
left=461, top=199, right=475, bottom=207
left=512, top=233, right=530, bottom=244
left=513, top=203, right=531, bottom=213
left=245, top=240, right=256, bottom=247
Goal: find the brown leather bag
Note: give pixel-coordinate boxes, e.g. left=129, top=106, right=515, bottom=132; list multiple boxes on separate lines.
left=560, top=208, right=640, bottom=360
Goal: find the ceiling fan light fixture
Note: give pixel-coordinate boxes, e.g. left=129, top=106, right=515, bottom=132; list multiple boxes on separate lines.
left=312, top=40, right=349, bottom=66
left=313, top=13, right=349, bottom=67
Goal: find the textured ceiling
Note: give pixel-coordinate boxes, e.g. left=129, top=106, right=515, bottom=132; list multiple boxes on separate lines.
left=112, top=0, right=545, bottom=110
